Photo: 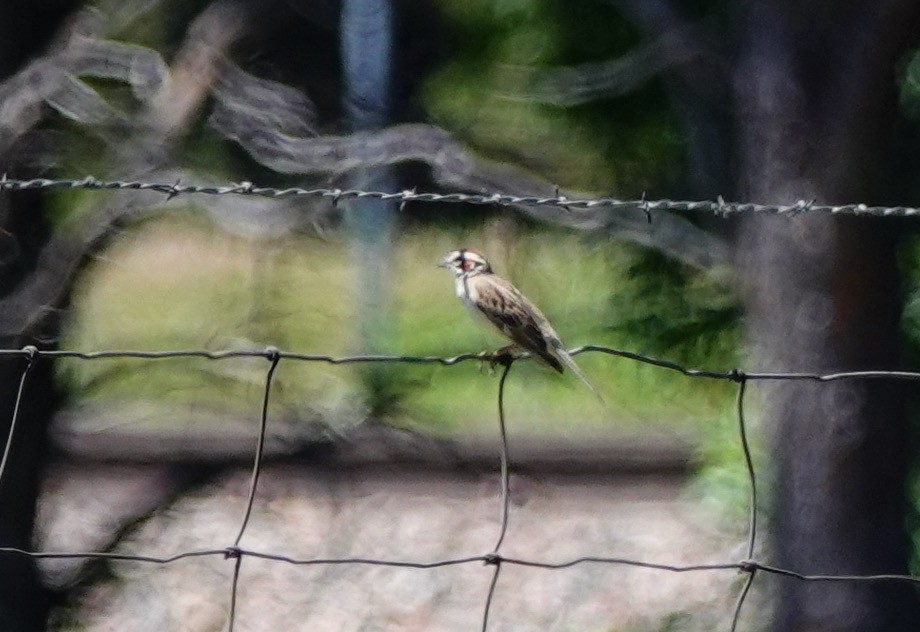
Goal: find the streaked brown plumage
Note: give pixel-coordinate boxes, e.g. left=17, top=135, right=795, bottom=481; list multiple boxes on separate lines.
left=438, top=248, right=602, bottom=401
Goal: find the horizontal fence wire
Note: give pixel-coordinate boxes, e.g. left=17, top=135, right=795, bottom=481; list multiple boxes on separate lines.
left=2, top=175, right=920, bottom=216
left=4, top=345, right=920, bottom=631
left=3, top=176, right=920, bottom=629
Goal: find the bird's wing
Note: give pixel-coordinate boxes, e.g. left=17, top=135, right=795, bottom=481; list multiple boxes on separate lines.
left=469, top=274, right=564, bottom=373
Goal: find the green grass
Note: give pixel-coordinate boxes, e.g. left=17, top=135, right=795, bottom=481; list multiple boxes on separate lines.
left=58, top=215, right=738, bottom=437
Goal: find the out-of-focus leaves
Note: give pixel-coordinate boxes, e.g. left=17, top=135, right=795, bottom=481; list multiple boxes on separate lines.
left=899, top=49, right=920, bottom=120
left=607, top=248, right=739, bottom=366
left=187, top=182, right=314, bottom=239
left=0, top=1, right=249, bottom=335
left=211, top=98, right=730, bottom=270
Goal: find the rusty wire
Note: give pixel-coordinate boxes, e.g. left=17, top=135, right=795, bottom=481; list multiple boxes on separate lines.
left=3, top=344, right=920, bottom=630
left=2, top=175, right=920, bottom=216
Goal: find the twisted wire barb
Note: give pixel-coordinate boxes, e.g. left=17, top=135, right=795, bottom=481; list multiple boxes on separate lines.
left=2, top=175, right=920, bottom=216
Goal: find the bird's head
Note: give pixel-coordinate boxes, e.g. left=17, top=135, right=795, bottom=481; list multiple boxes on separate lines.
left=437, top=248, right=492, bottom=276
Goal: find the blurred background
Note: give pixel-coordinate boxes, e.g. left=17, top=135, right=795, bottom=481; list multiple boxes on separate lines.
left=2, top=0, right=920, bottom=630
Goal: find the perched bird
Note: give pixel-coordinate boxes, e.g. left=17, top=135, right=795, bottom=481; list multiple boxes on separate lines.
left=438, top=248, right=602, bottom=402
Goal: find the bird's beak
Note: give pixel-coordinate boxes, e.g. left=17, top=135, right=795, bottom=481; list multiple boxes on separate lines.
left=437, top=258, right=451, bottom=269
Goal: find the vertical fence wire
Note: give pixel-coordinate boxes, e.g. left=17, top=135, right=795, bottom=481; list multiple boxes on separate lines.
left=232, top=349, right=281, bottom=547
left=729, top=375, right=756, bottom=632
left=0, top=345, right=36, bottom=488
left=481, top=358, right=514, bottom=631
left=226, top=349, right=281, bottom=631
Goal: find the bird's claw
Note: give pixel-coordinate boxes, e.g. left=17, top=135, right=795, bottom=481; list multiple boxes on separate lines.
left=477, top=346, right=515, bottom=375
left=476, top=351, right=495, bottom=375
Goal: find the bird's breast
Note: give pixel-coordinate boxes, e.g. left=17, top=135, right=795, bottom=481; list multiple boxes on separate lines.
left=455, top=275, right=489, bottom=323
left=454, top=274, right=478, bottom=302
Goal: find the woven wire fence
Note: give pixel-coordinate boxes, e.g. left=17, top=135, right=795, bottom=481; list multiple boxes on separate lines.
left=2, top=177, right=920, bottom=630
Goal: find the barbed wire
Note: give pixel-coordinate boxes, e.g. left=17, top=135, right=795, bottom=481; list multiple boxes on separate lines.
left=2, top=175, right=920, bottom=217
left=3, top=344, right=920, bottom=630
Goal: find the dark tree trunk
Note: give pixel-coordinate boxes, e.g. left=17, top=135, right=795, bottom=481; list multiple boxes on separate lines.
left=0, top=353, right=57, bottom=631
left=731, top=1, right=920, bottom=629
left=0, top=2, right=80, bottom=629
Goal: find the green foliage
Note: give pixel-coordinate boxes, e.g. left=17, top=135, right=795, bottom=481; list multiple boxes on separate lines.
left=899, top=48, right=920, bottom=121
left=58, top=218, right=740, bottom=439
left=423, top=0, right=685, bottom=193
left=606, top=248, right=740, bottom=368
left=41, top=0, right=750, bottom=553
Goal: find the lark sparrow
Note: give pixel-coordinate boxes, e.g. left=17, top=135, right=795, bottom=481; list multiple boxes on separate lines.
left=438, top=248, right=602, bottom=402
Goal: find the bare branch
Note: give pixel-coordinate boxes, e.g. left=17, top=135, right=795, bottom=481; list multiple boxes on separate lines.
left=210, top=103, right=729, bottom=270
left=0, top=2, right=250, bottom=336
left=518, top=26, right=703, bottom=106
left=214, top=62, right=318, bottom=138
left=68, top=38, right=168, bottom=101
left=44, top=72, right=124, bottom=125
left=145, top=2, right=247, bottom=139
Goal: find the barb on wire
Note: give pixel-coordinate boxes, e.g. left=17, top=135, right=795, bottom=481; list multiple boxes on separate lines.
left=1, top=176, right=920, bottom=216
left=165, top=178, right=182, bottom=202
left=482, top=557, right=503, bottom=632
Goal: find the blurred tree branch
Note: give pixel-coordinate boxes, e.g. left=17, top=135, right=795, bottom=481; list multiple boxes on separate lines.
left=0, top=1, right=248, bottom=336
left=210, top=93, right=729, bottom=270
left=0, top=7, right=168, bottom=155
left=0, top=1, right=731, bottom=340
left=517, top=24, right=706, bottom=106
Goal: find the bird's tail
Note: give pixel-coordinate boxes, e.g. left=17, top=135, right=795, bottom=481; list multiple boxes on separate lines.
left=553, top=344, right=604, bottom=404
